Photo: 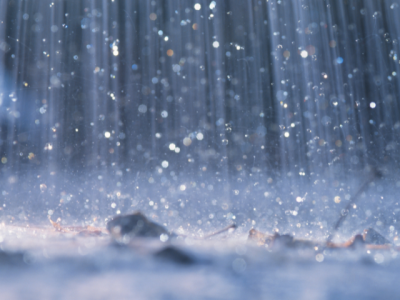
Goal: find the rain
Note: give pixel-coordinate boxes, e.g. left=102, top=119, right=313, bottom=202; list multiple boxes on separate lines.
left=0, top=0, right=400, bottom=299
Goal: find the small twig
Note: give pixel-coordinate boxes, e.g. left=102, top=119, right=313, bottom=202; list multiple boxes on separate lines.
left=48, top=215, right=64, bottom=232
left=326, top=168, right=381, bottom=243
left=203, top=223, right=237, bottom=239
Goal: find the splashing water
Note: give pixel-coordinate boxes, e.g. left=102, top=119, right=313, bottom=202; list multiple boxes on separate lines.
left=0, top=0, right=399, bottom=242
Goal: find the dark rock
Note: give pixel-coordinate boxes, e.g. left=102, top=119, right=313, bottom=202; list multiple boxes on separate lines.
left=248, top=229, right=318, bottom=249
left=0, top=250, right=25, bottom=266
left=362, top=228, right=391, bottom=245
left=348, top=234, right=366, bottom=249
left=107, top=212, right=171, bottom=242
left=154, top=246, right=195, bottom=265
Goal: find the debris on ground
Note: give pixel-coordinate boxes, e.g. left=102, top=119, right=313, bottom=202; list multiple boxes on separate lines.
left=48, top=216, right=106, bottom=236
left=248, top=227, right=397, bottom=250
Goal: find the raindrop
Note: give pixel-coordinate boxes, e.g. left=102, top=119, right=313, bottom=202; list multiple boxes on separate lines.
left=316, top=254, right=324, bottom=262
left=196, top=132, right=204, bottom=140
left=183, top=137, right=192, bottom=146
left=138, top=104, right=147, bottom=113
left=276, top=90, right=288, bottom=101
left=81, top=18, right=90, bottom=29
left=336, top=57, right=343, bottom=64
left=321, top=116, right=331, bottom=126
left=372, top=11, right=381, bottom=18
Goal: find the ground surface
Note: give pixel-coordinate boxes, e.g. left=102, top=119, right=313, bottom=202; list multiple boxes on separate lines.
left=0, top=225, right=399, bottom=300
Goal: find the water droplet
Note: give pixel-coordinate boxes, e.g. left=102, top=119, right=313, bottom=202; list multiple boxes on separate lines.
left=183, top=137, right=192, bottom=146
left=160, top=234, right=169, bottom=242
left=374, top=253, right=384, bottom=264
left=138, top=104, right=147, bottom=113
left=196, top=132, right=204, bottom=140
left=300, top=50, right=308, bottom=58
left=336, top=57, right=343, bottom=64
left=276, top=90, right=288, bottom=101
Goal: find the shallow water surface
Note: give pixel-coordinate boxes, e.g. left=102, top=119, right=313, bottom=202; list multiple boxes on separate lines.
left=0, top=225, right=399, bottom=300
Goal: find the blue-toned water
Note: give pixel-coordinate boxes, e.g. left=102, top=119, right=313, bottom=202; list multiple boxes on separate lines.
left=0, top=1, right=400, bottom=298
